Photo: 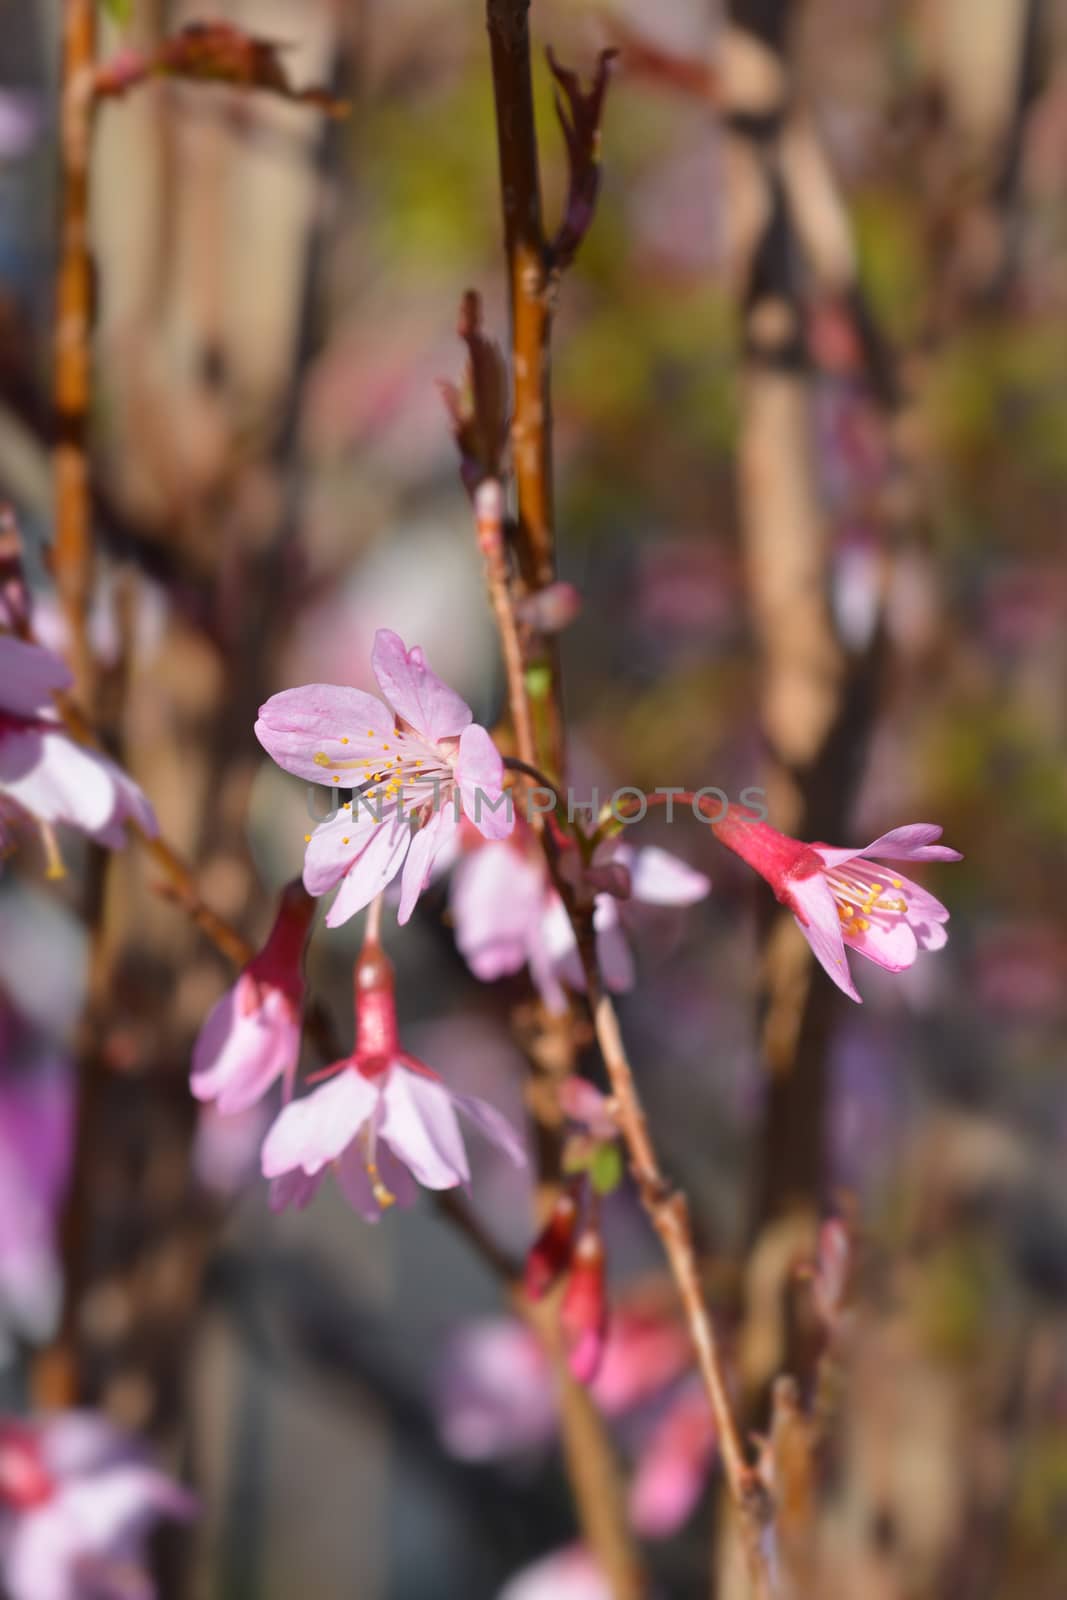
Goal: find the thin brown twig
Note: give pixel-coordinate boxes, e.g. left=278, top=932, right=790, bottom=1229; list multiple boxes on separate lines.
left=53, top=0, right=97, bottom=702
left=475, top=479, right=539, bottom=773
left=574, top=949, right=773, bottom=1600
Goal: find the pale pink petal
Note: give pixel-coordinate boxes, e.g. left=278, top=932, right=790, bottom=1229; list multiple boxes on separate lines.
left=380, top=1066, right=469, bottom=1189
left=371, top=629, right=472, bottom=742
left=815, top=824, right=962, bottom=869
left=397, top=804, right=459, bottom=925
left=52, top=1464, right=196, bottom=1550
left=889, top=873, right=950, bottom=925
left=788, top=872, right=861, bottom=1002
left=321, top=812, right=412, bottom=928
left=0, top=636, right=72, bottom=718
left=90, top=760, right=157, bottom=847
left=39, top=1412, right=127, bottom=1478
left=844, top=916, right=918, bottom=972
left=255, top=683, right=393, bottom=784
left=540, top=895, right=585, bottom=995
left=451, top=841, right=543, bottom=981
left=260, top=1069, right=377, bottom=1177
left=333, top=1140, right=418, bottom=1219
left=269, top=1169, right=324, bottom=1213
left=0, top=728, right=115, bottom=833
left=594, top=899, right=635, bottom=993
left=303, top=805, right=398, bottom=896
left=450, top=1092, right=528, bottom=1168
left=629, top=845, right=711, bottom=906
left=435, top=1318, right=554, bottom=1460
left=916, top=918, right=948, bottom=951
left=456, top=724, right=512, bottom=839
left=190, top=984, right=299, bottom=1115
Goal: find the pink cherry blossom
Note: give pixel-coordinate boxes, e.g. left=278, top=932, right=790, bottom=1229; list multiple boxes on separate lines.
left=629, top=1377, right=717, bottom=1538
left=497, top=1545, right=610, bottom=1600
left=190, top=881, right=316, bottom=1115
left=712, top=807, right=961, bottom=1002
left=0, top=1411, right=196, bottom=1600
left=255, top=628, right=512, bottom=928
left=0, top=636, right=157, bottom=855
left=451, top=825, right=710, bottom=1013
left=261, top=940, right=525, bottom=1219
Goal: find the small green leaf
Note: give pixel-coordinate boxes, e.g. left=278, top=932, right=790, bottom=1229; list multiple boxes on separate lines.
left=590, top=1142, right=623, bottom=1195
left=101, top=0, right=133, bottom=24
left=524, top=664, right=552, bottom=701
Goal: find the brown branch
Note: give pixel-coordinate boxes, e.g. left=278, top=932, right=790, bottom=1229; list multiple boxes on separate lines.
left=574, top=951, right=773, bottom=1599
left=53, top=0, right=97, bottom=702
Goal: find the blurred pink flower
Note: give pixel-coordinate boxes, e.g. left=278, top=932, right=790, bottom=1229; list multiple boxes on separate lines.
left=190, top=882, right=316, bottom=1115
left=451, top=827, right=710, bottom=1014
left=0, top=1411, right=196, bottom=1600
left=435, top=1302, right=693, bottom=1453
left=436, top=1319, right=556, bottom=1460
left=712, top=807, right=961, bottom=1002
left=256, top=628, right=511, bottom=928
left=0, top=637, right=157, bottom=855
left=497, top=1545, right=610, bottom=1600
left=629, top=1377, right=716, bottom=1538
left=0, top=1023, right=71, bottom=1354
left=263, top=941, right=525, bottom=1219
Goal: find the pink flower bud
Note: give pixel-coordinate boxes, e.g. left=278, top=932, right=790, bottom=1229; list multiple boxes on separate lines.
left=524, top=1190, right=579, bottom=1301
left=561, top=1228, right=608, bottom=1384
left=516, top=582, right=582, bottom=635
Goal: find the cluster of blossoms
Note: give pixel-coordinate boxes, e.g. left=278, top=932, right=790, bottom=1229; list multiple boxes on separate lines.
left=190, top=629, right=960, bottom=1289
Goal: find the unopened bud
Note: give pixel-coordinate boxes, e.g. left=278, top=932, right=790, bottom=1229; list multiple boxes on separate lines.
left=524, top=1189, right=579, bottom=1301
left=561, top=1227, right=608, bottom=1384
left=516, top=581, right=582, bottom=635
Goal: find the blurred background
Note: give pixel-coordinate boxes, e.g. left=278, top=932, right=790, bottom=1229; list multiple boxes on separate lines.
left=1, top=0, right=1066, bottom=1595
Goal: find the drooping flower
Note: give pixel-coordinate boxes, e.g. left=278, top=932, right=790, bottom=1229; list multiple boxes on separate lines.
left=451, top=824, right=710, bottom=1013
left=190, top=881, right=316, bottom=1115
left=255, top=628, right=512, bottom=928
left=262, top=936, right=526, bottom=1219
left=0, top=636, right=157, bottom=860
left=0, top=1411, right=196, bottom=1600
left=711, top=807, right=961, bottom=1002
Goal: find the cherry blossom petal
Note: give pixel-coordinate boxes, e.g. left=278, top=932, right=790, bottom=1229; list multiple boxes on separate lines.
left=379, top=1067, right=470, bottom=1189
left=451, top=841, right=542, bottom=980
left=303, top=805, right=397, bottom=896
left=455, top=724, right=512, bottom=839
left=319, top=812, right=412, bottom=928
left=260, top=1069, right=377, bottom=1177
left=498, top=1545, right=611, bottom=1600
left=788, top=872, right=861, bottom=1002
left=0, top=728, right=116, bottom=833
left=190, top=985, right=299, bottom=1115
left=371, top=629, right=472, bottom=742
left=269, top=1169, right=324, bottom=1213
left=91, top=760, right=158, bottom=847
left=0, top=637, right=72, bottom=718
left=255, top=684, right=393, bottom=783
left=629, top=845, right=710, bottom=907
left=842, top=915, right=918, bottom=972
left=450, top=1092, right=528, bottom=1169
left=815, top=824, right=962, bottom=869
left=397, top=804, right=459, bottom=925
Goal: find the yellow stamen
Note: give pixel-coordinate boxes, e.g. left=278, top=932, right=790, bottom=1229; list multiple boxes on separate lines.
left=313, top=751, right=331, bottom=767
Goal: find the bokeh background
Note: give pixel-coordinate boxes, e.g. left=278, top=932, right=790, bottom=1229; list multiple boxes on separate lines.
left=1, top=0, right=1066, bottom=1595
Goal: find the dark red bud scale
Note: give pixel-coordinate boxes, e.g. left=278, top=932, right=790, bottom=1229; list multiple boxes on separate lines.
left=524, top=1189, right=580, bottom=1301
